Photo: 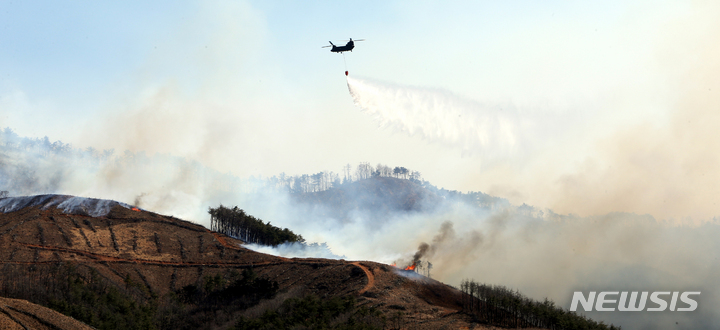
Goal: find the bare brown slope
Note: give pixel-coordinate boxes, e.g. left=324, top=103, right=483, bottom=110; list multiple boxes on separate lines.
left=0, top=296, right=94, bottom=330
left=0, top=200, right=492, bottom=329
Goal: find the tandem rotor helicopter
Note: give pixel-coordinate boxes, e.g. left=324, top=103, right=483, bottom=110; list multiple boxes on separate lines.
left=322, top=38, right=365, bottom=53
left=323, top=38, right=365, bottom=76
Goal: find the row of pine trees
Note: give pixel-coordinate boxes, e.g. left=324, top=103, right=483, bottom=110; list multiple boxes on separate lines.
left=208, top=205, right=304, bottom=246
left=460, top=280, right=621, bottom=330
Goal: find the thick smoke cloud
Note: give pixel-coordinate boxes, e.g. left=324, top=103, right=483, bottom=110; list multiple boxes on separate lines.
left=2, top=130, right=720, bottom=328
left=0, top=129, right=244, bottom=222
left=536, top=16, right=720, bottom=221
left=439, top=2, right=720, bottom=222
left=250, top=188, right=720, bottom=329
left=403, top=221, right=483, bottom=269
left=342, top=1, right=720, bottom=224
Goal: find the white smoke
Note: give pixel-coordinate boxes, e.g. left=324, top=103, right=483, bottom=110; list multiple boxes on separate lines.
left=240, top=189, right=720, bottom=329
left=0, top=129, right=244, bottom=223
left=3, top=130, right=720, bottom=328
left=246, top=242, right=345, bottom=260
left=346, top=76, right=538, bottom=156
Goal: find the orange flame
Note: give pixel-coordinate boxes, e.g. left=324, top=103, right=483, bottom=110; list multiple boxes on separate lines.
left=404, top=263, right=416, bottom=271
left=131, top=207, right=140, bottom=212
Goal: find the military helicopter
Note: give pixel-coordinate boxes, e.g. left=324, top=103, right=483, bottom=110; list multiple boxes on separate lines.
left=322, top=38, right=365, bottom=53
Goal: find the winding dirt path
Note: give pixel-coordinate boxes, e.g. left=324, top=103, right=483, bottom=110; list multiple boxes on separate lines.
left=351, top=262, right=375, bottom=294
left=208, top=230, right=240, bottom=250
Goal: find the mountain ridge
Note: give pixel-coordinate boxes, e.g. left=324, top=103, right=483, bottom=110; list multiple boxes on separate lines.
left=0, top=194, right=495, bottom=329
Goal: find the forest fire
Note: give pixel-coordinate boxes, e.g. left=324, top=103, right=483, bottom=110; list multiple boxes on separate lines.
left=131, top=207, right=140, bottom=212
left=390, top=262, right=417, bottom=272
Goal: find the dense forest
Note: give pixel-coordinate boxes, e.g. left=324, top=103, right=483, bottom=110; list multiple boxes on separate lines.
left=460, top=279, right=620, bottom=330
left=208, top=205, right=304, bottom=246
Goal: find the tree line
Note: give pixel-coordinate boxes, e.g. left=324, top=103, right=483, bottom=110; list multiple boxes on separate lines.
left=1, top=127, right=114, bottom=160
left=260, top=162, right=423, bottom=195
left=460, top=279, right=621, bottom=330
left=208, top=205, right=304, bottom=246
left=2, top=127, right=429, bottom=202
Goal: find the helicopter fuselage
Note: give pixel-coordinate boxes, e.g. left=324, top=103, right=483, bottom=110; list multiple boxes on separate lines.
left=330, top=40, right=354, bottom=53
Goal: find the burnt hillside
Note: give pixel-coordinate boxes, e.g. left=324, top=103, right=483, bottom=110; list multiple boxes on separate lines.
left=0, top=194, right=497, bottom=329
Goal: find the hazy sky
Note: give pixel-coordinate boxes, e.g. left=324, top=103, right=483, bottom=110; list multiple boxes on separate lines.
left=2, top=0, right=718, bottom=221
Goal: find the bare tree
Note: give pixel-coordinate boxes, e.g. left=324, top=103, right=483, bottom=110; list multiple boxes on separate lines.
left=410, top=170, right=422, bottom=181
left=355, top=162, right=373, bottom=180
left=343, top=164, right=353, bottom=183
left=376, top=163, right=392, bottom=177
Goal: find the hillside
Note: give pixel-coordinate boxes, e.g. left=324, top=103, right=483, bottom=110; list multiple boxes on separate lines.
left=292, top=176, right=443, bottom=221
left=0, top=194, right=502, bottom=329
left=0, top=296, right=93, bottom=330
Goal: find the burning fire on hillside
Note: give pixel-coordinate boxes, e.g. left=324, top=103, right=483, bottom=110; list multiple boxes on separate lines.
left=391, top=239, right=440, bottom=276
left=389, top=262, right=418, bottom=272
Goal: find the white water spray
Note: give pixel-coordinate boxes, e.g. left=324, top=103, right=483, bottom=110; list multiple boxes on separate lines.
left=346, top=76, right=530, bottom=156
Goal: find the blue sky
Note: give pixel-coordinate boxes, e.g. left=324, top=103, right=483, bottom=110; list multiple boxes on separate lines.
left=2, top=0, right=719, bottom=221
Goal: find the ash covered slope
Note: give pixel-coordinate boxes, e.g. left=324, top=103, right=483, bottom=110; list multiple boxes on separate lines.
left=0, top=194, right=135, bottom=217
left=0, top=194, right=488, bottom=329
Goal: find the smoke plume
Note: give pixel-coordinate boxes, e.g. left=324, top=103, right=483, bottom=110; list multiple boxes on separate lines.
left=411, top=242, right=429, bottom=265
left=404, top=221, right=481, bottom=268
